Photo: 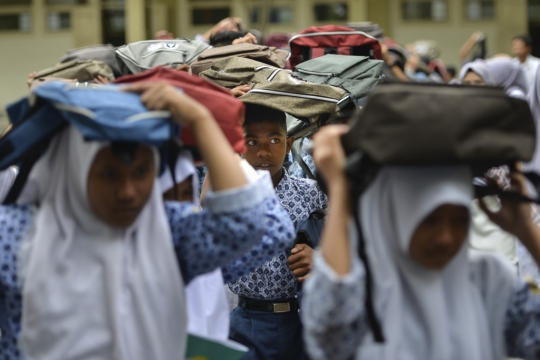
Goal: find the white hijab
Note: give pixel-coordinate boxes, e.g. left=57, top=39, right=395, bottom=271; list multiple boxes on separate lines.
left=526, top=65, right=540, bottom=173
left=158, top=152, right=230, bottom=340
left=19, top=126, right=187, bottom=360
left=356, top=166, right=517, bottom=360
left=485, top=58, right=528, bottom=99
left=159, top=151, right=199, bottom=206
left=459, top=59, right=496, bottom=85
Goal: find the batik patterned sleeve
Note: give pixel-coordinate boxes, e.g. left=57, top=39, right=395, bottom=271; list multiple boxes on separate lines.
left=166, top=173, right=282, bottom=285
left=0, top=204, right=35, bottom=360
left=221, top=197, right=295, bottom=283
left=505, top=281, right=540, bottom=359
left=301, top=251, right=368, bottom=360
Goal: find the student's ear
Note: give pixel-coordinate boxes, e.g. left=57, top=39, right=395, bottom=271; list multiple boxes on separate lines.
left=286, top=135, right=294, bottom=153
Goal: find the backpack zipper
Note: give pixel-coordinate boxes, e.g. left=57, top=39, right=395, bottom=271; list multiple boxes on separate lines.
left=246, top=89, right=339, bottom=103
left=141, top=48, right=188, bottom=59
left=295, top=68, right=337, bottom=84
left=289, top=31, right=377, bottom=43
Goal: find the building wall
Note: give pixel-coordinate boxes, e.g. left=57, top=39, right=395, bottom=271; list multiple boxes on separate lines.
left=0, top=0, right=101, bottom=121
left=371, top=0, right=528, bottom=69
left=0, top=0, right=529, bottom=123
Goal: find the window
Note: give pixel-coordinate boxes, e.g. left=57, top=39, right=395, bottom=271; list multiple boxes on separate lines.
left=102, top=8, right=125, bottom=46
left=0, top=0, right=31, bottom=5
left=465, top=0, right=495, bottom=20
left=0, top=13, right=31, bottom=31
left=313, top=3, right=348, bottom=22
left=46, top=0, right=87, bottom=4
left=402, top=0, right=447, bottom=21
left=192, top=7, right=230, bottom=25
left=251, top=6, right=293, bottom=24
left=530, top=0, right=540, bottom=23
left=47, top=11, right=70, bottom=30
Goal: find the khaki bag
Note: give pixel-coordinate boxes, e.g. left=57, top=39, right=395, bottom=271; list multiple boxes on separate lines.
left=28, top=60, right=114, bottom=86
left=200, top=56, right=345, bottom=118
left=191, top=43, right=290, bottom=75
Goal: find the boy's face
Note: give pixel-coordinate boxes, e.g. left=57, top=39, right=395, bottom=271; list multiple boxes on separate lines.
left=243, top=121, right=293, bottom=185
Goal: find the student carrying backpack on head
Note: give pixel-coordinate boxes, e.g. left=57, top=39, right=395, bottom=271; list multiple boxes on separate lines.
left=226, top=103, right=328, bottom=360
left=302, top=82, right=540, bottom=360
left=0, top=81, right=294, bottom=360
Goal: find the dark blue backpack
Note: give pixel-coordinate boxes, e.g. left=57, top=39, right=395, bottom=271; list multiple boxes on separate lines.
left=0, top=81, right=180, bottom=203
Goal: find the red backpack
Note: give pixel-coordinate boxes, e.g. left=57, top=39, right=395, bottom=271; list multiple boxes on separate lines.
left=115, top=67, right=246, bottom=155
left=289, top=25, right=382, bottom=69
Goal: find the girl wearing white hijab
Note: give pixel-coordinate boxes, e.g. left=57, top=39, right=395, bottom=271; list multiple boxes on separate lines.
left=159, top=151, right=230, bottom=340
left=460, top=58, right=528, bottom=99
left=460, top=59, right=496, bottom=86
left=302, top=125, right=540, bottom=360
left=485, top=57, right=529, bottom=99
left=0, top=83, right=292, bottom=359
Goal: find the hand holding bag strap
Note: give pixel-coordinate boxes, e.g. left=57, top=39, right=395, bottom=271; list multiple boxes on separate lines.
left=475, top=171, right=540, bottom=204
left=344, top=151, right=385, bottom=343
left=292, top=137, right=315, bottom=180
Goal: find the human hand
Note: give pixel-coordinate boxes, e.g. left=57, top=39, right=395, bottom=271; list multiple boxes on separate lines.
left=288, top=244, right=314, bottom=282
left=471, top=31, right=484, bottom=42
left=94, top=75, right=111, bottom=84
left=312, top=125, right=348, bottom=184
left=123, top=82, right=212, bottom=128
left=206, top=17, right=242, bottom=40
left=155, top=30, right=174, bottom=40
left=176, top=64, right=190, bottom=73
left=479, top=171, right=537, bottom=241
left=380, top=42, right=392, bottom=65
left=230, top=84, right=250, bottom=98
left=232, top=33, right=258, bottom=45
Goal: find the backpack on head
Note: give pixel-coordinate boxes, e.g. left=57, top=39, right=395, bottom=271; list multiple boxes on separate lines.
left=28, top=60, right=114, bottom=87
left=293, top=54, right=384, bottom=109
left=114, top=67, right=246, bottom=156
left=199, top=56, right=346, bottom=118
left=60, top=44, right=122, bottom=78
left=289, top=25, right=382, bottom=69
left=190, top=43, right=290, bottom=75
left=1, top=81, right=179, bottom=204
left=324, top=81, right=538, bottom=344
left=115, top=39, right=211, bottom=75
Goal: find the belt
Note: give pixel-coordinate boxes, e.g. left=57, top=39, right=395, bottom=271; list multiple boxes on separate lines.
left=239, top=297, right=299, bottom=313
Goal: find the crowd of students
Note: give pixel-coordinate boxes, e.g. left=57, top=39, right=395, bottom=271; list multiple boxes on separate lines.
left=2, top=16, right=540, bottom=360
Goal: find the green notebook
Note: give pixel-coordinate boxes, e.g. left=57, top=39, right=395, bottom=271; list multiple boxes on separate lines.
left=185, top=333, right=248, bottom=360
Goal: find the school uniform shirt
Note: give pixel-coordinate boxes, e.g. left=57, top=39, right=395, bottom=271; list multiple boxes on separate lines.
left=226, top=169, right=328, bottom=301
left=0, top=180, right=292, bottom=360
left=301, top=166, right=540, bottom=360
left=519, top=55, right=540, bottom=92
left=288, top=138, right=316, bottom=180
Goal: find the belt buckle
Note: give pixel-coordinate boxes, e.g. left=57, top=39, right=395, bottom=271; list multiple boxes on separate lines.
left=272, top=302, right=290, bottom=313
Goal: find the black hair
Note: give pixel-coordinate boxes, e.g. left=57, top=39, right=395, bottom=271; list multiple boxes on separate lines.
left=111, top=142, right=139, bottom=164
left=243, top=103, right=287, bottom=132
left=210, top=30, right=248, bottom=47
left=513, top=34, right=534, bottom=48
left=446, top=66, right=456, bottom=78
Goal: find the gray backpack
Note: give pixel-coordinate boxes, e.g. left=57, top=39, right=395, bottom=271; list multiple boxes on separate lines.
left=293, top=54, right=384, bottom=108
left=61, top=44, right=122, bottom=78
left=115, top=39, right=211, bottom=74
left=200, top=56, right=345, bottom=118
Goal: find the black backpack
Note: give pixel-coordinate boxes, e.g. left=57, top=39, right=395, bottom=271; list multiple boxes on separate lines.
left=327, top=82, right=538, bottom=343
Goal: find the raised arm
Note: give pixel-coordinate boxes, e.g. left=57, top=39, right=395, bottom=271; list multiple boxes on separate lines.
left=479, top=170, right=540, bottom=357
left=301, top=125, right=369, bottom=360
left=124, top=82, right=248, bottom=192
